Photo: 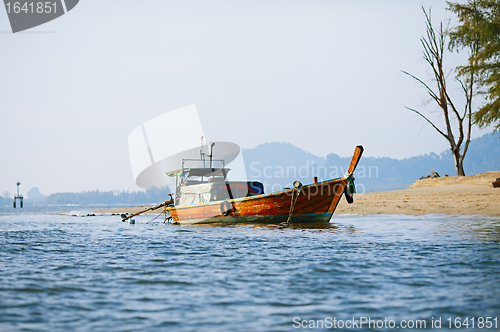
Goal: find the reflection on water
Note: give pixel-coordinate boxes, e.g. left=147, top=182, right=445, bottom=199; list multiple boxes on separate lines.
left=0, top=208, right=499, bottom=331
left=465, top=219, right=500, bottom=243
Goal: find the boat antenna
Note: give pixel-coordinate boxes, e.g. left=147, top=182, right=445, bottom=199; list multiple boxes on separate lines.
left=209, top=142, right=215, bottom=168
left=200, top=136, right=206, bottom=167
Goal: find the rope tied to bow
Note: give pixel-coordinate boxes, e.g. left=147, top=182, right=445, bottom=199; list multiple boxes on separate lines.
left=343, top=173, right=356, bottom=196
left=286, top=181, right=303, bottom=224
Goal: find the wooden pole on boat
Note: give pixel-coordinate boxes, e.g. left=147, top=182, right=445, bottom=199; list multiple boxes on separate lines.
left=121, top=194, right=174, bottom=221
left=347, top=146, right=364, bottom=175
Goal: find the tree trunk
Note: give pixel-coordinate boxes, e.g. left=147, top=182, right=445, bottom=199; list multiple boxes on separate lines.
left=452, top=149, right=466, bottom=176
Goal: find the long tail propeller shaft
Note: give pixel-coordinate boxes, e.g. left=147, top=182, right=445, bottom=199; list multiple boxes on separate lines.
left=121, top=195, right=174, bottom=221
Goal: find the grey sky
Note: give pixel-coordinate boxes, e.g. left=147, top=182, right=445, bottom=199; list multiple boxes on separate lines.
left=0, top=0, right=492, bottom=195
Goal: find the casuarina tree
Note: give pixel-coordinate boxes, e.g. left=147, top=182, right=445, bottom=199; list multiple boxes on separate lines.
left=448, top=0, right=500, bottom=133
left=404, top=7, right=477, bottom=176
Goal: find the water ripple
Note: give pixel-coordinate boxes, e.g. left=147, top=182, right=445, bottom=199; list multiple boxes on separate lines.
left=0, top=210, right=499, bottom=331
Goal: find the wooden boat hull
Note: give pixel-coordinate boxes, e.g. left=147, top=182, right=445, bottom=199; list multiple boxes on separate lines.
left=166, top=178, right=348, bottom=225
left=163, top=145, right=363, bottom=225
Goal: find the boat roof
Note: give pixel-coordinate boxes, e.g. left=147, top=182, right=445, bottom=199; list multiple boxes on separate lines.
left=166, top=168, right=230, bottom=178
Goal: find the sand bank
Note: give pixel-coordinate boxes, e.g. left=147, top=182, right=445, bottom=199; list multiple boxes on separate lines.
left=336, top=171, right=500, bottom=215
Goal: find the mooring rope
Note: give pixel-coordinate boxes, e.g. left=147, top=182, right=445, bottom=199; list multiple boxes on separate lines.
left=286, top=181, right=303, bottom=224
left=146, top=208, right=168, bottom=224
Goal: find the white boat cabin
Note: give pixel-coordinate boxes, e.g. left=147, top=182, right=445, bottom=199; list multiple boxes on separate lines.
left=167, top=167, right=264, bottom=206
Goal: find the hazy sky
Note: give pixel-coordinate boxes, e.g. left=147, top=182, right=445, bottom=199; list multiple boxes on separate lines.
left=0, top=0, right=493, bottom=195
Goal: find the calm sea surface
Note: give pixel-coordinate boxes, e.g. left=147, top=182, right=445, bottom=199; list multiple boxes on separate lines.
left=0, top=206, right=499, bottom=331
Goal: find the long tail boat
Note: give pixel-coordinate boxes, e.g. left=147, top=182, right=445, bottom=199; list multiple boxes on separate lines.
left=123, top=146, right=363, bottom=225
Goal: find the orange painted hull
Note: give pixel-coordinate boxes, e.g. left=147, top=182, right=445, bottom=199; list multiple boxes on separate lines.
left=166, top=178, right=348, bottom=225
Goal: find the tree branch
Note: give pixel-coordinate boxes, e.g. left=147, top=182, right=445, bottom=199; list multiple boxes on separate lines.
left=404, top=106, right=449, bottom=139
left=401, top=70, right=440, bottom=102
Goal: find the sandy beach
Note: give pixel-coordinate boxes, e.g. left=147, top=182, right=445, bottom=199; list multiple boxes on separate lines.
left=336, top=171, right=500, bottom=215
left=96, top=171, right=500, bottom=217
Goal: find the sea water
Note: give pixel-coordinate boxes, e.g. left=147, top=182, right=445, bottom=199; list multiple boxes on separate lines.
left=0, top=207, right=499, bottom=331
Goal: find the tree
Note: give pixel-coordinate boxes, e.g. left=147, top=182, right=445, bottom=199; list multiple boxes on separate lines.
left=447, top=0, right=500, bottom=132
left=403, top=7, right=475, bottom=176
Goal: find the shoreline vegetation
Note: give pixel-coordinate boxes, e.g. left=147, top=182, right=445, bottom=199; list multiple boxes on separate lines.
left=94, top=171, right=500, bottom=217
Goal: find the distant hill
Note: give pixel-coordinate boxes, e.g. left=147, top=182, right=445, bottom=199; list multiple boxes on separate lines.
left=1, top=133, right=497, bottom=207
left=27, top=187, right=47, bottom=202
left=242, top=132, right=500, bottom=193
